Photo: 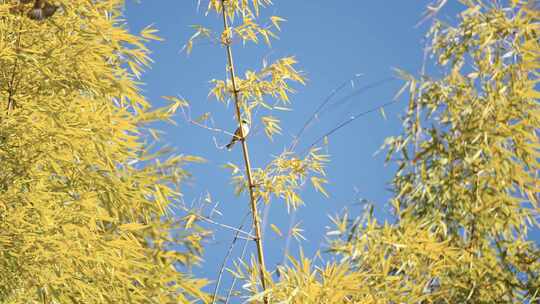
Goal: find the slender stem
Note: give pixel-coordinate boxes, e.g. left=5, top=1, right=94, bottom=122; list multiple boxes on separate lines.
left=211, top=211, right=250, bottom=304
left=179, top=205, right=255, bottom=239
left=220, top=1, right=269, bottom=301
left=300, top=99, right=399, bottom=156
left=225, top=227, right=251, bottom=304
left=287, top=76, right=359, bottom=152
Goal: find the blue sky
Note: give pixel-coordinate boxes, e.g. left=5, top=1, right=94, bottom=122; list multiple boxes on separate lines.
left=123, top=0, right=493, bottom=296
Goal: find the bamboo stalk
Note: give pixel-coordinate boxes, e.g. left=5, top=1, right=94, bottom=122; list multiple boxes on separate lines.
left=219, top=1, right=269, bottom=302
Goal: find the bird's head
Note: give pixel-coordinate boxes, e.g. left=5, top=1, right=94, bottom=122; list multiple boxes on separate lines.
left=241, top=119, right=249, bottom=125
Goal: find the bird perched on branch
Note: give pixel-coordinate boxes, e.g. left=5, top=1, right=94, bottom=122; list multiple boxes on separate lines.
left=226, top=119, right=250, bottom=150
left=27, top=0, right=59, bottom=21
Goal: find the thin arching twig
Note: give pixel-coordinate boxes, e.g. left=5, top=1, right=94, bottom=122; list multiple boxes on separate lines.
left=299, top=99, right=399, bottom=156
left=327, top=77, right=395, bottom=109
left=180, top=103, right=236, bottom=137
left=179, top=103, right=240, bottom=149
left=288, top=74, right=363, bottom=152
left=224, top=226, right=252, bottom=304
left=211, top=210, right=251, bottom=304
left=288, top=76, right=396, bottom=154
left=180, top=205, right=255, bottom=240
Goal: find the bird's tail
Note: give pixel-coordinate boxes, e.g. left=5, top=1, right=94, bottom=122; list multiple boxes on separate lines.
left=226, top=140, right=235, bottom=150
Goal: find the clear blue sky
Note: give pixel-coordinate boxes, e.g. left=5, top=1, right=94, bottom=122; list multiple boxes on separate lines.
left=124, top=0, right=533, bottom=297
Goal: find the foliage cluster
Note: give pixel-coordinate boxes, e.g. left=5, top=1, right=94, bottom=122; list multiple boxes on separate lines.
left=0, top=0, right=208, bottom=302
left=1, top=0, right=538, bottom=303
left=185, top=0, right=331, bottom=300
left=259, top=1, right=540, bottom=303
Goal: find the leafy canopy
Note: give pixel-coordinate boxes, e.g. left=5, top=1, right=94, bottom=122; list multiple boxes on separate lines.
left=0, top=0, right=208, bottom=302
left=261, top=1, right=540, bottom=303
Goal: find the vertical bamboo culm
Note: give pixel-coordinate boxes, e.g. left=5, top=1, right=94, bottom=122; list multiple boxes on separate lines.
left=219, top=0, right=269, bottom=302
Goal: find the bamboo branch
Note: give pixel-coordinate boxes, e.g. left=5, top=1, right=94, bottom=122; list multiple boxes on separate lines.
left=179, top=205, right=255, bottom=240
left=300, top=99, right=399, bottom=156
left=212, top=211, right=251, bottom=304
left=288, top=74, right=363, bottom=152
left=288, top=76, right=395, bottom=153
left=225, top=225, right=252, bottom=304
left=219, top=1, right=269, bottom=302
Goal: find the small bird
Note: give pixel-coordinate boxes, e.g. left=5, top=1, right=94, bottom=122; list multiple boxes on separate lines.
left=226, top=119, right=250, bottom=150
left=27, top=0, right=58, bottom=21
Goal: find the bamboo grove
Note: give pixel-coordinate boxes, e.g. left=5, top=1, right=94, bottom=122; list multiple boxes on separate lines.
left=1, top=0, right=209, bottom=302
left=256, top=1, right=540, bottom=303
left=0, top=0, right=538, bottom=303
left=185, top=0, right=330, bottom=301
